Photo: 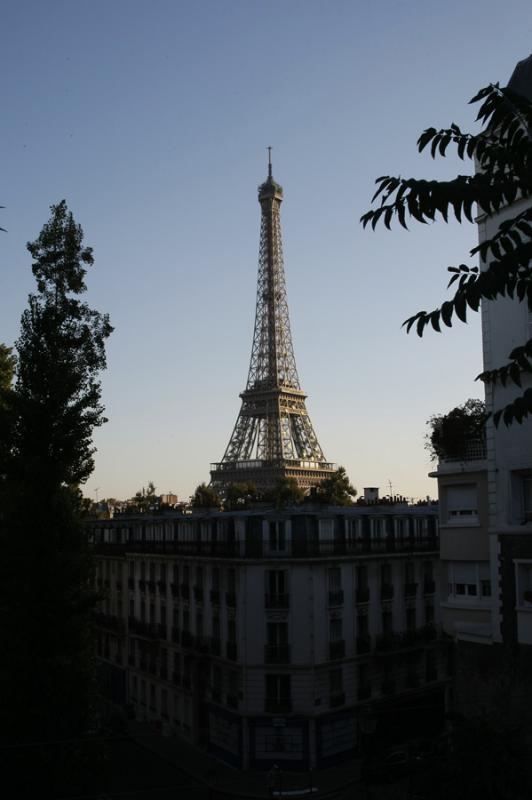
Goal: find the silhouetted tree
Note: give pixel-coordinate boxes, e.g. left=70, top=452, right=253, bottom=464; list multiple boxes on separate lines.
left=264, top=477, right=305, bottom=509
left=191, top=482, right=222, bottom=509
left=224, top=481, right=259, bottom=511
left=362, top=80, right=532, bottom=426
left=0, top=201, right=112, bottom=793
left=312, top=466, right=357, bottom=506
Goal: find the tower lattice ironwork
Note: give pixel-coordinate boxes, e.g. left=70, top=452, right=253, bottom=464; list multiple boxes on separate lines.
left=210, top=155, right=335, bottom=492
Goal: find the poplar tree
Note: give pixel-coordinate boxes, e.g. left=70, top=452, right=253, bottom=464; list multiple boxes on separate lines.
left=0, top=202, right=112, bottom=790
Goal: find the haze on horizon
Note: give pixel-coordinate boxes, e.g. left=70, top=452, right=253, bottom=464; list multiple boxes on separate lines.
left=2, top=0, right=530, bottom=503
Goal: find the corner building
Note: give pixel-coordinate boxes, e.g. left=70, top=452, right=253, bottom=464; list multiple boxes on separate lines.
left=91, top=504, right=448, bottom=769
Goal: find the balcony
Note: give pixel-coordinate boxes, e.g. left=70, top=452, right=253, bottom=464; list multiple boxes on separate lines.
left=330, top=692, right=345, bottom=708
left=160, top=664, right=168, bottom=680
left=265, top=593, right=290, bottom=609
left=211, top=687, right=222, bottom=703
left=170, top=582, right=179, bottom=597
left=182, top=675, right=192, bottom=690
left=426, top=666, right=438, bottom=682
left=356, top=635, right=371, bottom=655
left=265, top=697, right=291, bottom=714
left=157, top=580, right=167, bottom=594
left=180, top=584, right=190, bottom=601
left=210, top=589, right=220, bottom=605
left=357, top=684, right=371, bottom=701
left=128, top=654, right=135, bottom=667
left=211, top=638, right=221, bottom=656
left=382, top=678, right=396, bottom=695
left=115, top=580, right=123, bottom=592
left=147, top=580, right=156, bottom=595
left=381, top=583, right=394, bottom=601
left=226, top=641, right=237, bottom=661
left=227, top=693, right=239, bottom=710
left=172, top=671, right=181, bottom=686
left=328, top=590, right=344, bottom=606
left=127, top=577, right=135, bottom=591
left=139, top=658, right=148, bottom=672
left=423, top=579, right=436, bottom=595
left=329, top=640, right=346, bottom=660
left=181, top=630, right=194, bottom=648
left=355, top=587, right=370, bottom=604
left=138, top=579, right=147, bottom=593
left=193, top=586, right=204, bottom=603
left=226, top=592, right=236, bottom=607
left=406, top=674, right=420, bottom=689
left=171, top=627, right=180, bottom=644
left=158, top=623, right=167, bottom=640
left=265, top=644, right=291, bottom=664
left=404, top=582, right=418, bottom=597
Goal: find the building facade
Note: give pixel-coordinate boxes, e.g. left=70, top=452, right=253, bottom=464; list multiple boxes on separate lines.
left=91, top=504, right=448, bottom=769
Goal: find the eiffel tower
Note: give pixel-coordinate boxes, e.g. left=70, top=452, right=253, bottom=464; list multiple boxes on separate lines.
left=210, top=153, right=336, bottom=492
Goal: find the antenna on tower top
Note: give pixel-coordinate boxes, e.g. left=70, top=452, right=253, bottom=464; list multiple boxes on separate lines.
left=267, top=146, right=272, bottom=178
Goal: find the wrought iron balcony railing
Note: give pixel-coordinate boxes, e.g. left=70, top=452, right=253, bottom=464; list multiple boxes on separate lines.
left=356, top=587, right=370, bottom=604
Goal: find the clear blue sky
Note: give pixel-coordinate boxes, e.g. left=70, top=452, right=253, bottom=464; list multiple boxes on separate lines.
left=2, top=0, right=531, bottom=501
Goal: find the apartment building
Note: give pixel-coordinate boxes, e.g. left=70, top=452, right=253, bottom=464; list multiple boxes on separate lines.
left=91, top=503, right=448, bottom=769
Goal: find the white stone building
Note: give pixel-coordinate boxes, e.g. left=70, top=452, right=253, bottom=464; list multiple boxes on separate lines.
left=91, top=503, right=448, bottom=769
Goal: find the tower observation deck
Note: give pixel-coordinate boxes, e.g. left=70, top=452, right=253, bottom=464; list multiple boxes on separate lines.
left=210, top=156, right=336, bottom=492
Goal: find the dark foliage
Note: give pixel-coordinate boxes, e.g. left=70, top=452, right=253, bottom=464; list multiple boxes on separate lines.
left=0, top=202, right=111, bottom=790
left=310, top=466, right=357, bottom=506
left=361, top=83, right=532, bottom=426
left=426, top=398, right=486, bottom=461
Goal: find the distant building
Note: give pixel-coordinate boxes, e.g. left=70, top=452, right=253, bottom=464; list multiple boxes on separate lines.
left=90, top=502, right=447, bottom=770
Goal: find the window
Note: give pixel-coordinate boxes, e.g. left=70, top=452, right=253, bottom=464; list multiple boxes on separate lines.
left=182, top=565, right=189, bottom=585
left=160, top=564, right=166, bottom=582
left=227, top=619, right=236, bottom=643
left=267, top=622, right=288, bottom=646
left=150, top=562, right=156, bottom=582
left=266, top=674, right=291, bottom=703
left=212, top=566, right=220, bottom=590
left=140, top=599, right=146, bottom=622
left=149, top=603, right=155, bottom=624
left=447, top=562, right=491, bottom=600
left=196, top=612, right=203, bottom=638
left=406, top=607, right=416, bottom=631
left=212, top=615, right=220, bottom=640
left=445, top=484, right=478, bottom=524
left=405, top=562, right=415, bottom=583
left=269, top=521, right=286, bottom=551
left=227, top=568, right=236, bottom=594
left=160, top=604, right=166, bottom=625
left=524, top=477, right=532, bottom=521
left=382, top=609, right=393, bottom=635
left=425, top=604, right=434, bottom=624
left=173, top=564, right=179, bottom=585
left=515, top=561, right=532, bottom=606
left=196, top=566, right=203, bottom=586
left=328, top=567, right=341, bottom=591
left=356, top=564, right=368, bottom=589
left=267, top=569, right=287, bottom=595
left=329, top=667, right=343, bottom=695
left=330, top=618, right=343, bottom=641
left=129, top=561, right=135, bottom=578
left=357, top=613, right=368, bottom=637
left=381, top=563, right=392, bottom=585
